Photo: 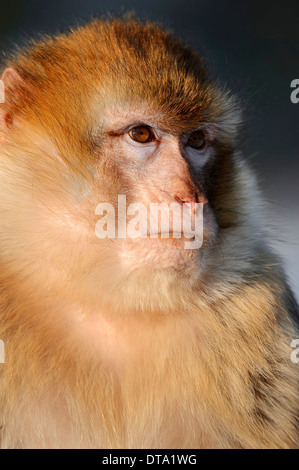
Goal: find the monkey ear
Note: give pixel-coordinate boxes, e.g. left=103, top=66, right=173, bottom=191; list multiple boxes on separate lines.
left=0, top=68, right=27, bottom=140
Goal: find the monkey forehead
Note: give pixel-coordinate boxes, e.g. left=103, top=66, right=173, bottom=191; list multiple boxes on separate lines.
left=7, top=19, right=239, bottom=138
left=92, top=100, right=177, bottom=135
left=91, top=89, right=219, bottom=137
left=91, top=88, right=239, bottom=142
left=91, top=69, right=215, bottom=134
left=99, top=77, right=212, bottom=134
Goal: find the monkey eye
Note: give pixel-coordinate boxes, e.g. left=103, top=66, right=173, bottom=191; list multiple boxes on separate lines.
left=129, top=126, right=155, bottom=144
left=187, top=130, right=207, bottom=150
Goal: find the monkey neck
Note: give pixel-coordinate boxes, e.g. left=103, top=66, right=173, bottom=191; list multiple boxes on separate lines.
left=0, top=271, right=297, bottom=448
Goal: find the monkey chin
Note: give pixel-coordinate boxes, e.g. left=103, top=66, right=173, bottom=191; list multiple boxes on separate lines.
left=91, top=211, right=218, bottom=315
left=101, top=235, right=211, bottom=314
left=116, top=209, right=217, bottom=283
left=119, top=236, right=199, bottom=273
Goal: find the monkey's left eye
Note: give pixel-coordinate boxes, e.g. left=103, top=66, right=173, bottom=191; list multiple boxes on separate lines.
left=187, top=130, right=207, bottom=151
left=129, top=126, right=155, bottom=144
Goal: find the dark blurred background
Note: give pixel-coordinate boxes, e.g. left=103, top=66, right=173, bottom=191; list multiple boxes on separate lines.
left=0, top=0, right=298, bottom=298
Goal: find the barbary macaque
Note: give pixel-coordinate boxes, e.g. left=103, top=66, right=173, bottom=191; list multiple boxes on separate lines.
left=0, top=18, right=298, bottom=449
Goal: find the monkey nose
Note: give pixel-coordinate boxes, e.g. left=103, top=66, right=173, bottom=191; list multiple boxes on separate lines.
left=174, top=192, right=208, bottom=205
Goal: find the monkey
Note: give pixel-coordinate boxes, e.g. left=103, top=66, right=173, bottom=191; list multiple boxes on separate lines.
left=0, top=17, right=298, bottom=449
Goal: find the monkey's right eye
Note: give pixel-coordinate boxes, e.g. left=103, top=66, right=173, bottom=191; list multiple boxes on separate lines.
left=129, top=126, right=155, bottom=144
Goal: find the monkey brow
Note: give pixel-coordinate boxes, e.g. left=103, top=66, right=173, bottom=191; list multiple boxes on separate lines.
left=104, top=119, right=171, bottom=137
left=100, top=104, right=206, bottom=136
left=103, top=112, right=202, bottom=136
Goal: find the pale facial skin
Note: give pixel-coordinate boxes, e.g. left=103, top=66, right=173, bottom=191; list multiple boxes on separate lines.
left=90, top=104, right=217, bottom=276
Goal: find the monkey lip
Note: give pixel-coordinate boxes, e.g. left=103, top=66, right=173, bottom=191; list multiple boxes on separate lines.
left=141, top=231, right=199, bottom=239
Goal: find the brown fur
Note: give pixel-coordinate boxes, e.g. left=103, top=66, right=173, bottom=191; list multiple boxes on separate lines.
left=0, top=18, right=298, bottom=449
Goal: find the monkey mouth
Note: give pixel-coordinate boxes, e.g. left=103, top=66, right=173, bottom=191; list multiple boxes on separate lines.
left=141, top=231, right=198, bottom=238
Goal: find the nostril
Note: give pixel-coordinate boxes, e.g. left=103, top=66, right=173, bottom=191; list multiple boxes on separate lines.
left=174, top=193, right=208, bottom=205
left=174, top=193, right=198, bottom=204
left=174, top=194, right=187, bottom=204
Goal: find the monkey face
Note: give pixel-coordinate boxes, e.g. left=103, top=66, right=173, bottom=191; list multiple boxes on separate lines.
left=89, top=101, right=218, bottom=278
left=0, top=19, right=242, bottom=311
